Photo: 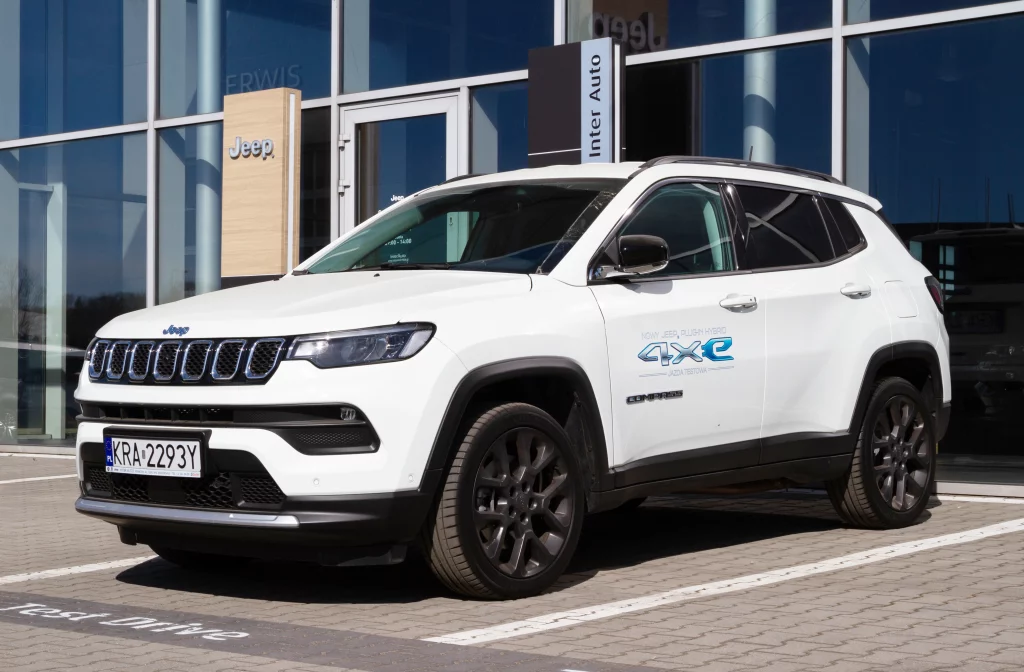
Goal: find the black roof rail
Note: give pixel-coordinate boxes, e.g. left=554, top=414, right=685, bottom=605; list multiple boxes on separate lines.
left=441, top=173, right=485, bottom=184
left=629, top=156, right=843, bottom=185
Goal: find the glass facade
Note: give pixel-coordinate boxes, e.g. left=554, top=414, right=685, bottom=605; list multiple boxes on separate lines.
left=847, top=0, right=1009, bottom=23
left=0, top=0, right=148, bottom=141
left=3, top=0, right=1024, bottom=490
left=159, top=0, right=332, bottom=119
left=342, top=0, right=552, bottom=92
left=471, top=83, right=529, bottom=174
left=0, top=134, right=147, bottom=443
left=846, top=15, right=1024, bottom=485
left=569, top=0, right=830, bottom=53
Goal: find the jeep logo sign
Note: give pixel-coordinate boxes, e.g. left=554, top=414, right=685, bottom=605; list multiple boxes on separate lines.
left=228, top=136, right=274, bottom=160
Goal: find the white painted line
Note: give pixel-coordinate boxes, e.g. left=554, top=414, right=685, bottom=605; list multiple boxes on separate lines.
left=940, top=494, right=1024, bottom=505
left=426, top=518, right=1024, bottom=645
left=0, top=452, right=75, bottom=460
left=0, top=556, right=156, bottom=586
left=0, top=474, right=77, bottom=485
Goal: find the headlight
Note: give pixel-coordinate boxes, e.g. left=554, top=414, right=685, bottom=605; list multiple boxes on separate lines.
left=286, top=323, right=435, bottom=369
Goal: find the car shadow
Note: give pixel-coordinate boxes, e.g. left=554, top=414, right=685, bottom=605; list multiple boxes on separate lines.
left=115, top=493, right=934, bottom=603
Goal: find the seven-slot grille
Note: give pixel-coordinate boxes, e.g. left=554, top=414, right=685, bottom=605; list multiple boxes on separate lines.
left=87, top=337, right=287, bottom=385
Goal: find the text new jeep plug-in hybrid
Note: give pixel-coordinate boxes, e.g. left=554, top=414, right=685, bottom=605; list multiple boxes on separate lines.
left=75, top=157, right=950, bottom=599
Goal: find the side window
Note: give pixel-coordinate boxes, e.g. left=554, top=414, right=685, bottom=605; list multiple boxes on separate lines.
left=822, top=198, right=865, bottom=251
left=735, top=185, right=836, bottom=270
left=619, top=183, right=735, bottom=277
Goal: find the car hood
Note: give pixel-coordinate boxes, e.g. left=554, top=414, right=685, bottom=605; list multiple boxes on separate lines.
left=98, top=271, right=532, bottom=339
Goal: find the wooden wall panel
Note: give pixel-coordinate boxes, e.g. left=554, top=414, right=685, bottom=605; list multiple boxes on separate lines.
left=221, top=88, right=301, bottom=277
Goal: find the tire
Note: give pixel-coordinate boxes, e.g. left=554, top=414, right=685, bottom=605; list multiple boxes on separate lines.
left=422, top=402, right=586, bottom=599
left=150, top=546, right=249, bottom=572
left=827, top=377, right=935, bottom=529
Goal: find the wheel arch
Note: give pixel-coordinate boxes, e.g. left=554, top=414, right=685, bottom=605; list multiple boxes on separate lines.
left=422, top=357, right=612, bottom=503
left=849, top=341, right=946, bottom=440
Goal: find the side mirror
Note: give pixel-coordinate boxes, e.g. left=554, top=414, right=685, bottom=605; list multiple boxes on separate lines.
left=617, top=234, right=669, bottom=276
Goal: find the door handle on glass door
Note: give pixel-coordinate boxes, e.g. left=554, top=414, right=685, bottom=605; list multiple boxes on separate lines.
left=840, top=283, right=872, bottom=298
left=719, top=295, right=758, bottom=311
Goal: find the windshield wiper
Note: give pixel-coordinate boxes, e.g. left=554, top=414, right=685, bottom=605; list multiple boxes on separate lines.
left=353, top=262, right=454, bottom=271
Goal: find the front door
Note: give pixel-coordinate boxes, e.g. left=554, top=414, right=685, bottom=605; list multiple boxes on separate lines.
left=340, top=96, right=462, bottom=234
left=589, top=181, right=767, bottom=484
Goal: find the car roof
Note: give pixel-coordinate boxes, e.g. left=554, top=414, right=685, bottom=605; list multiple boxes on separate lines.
left=420, top=158, right=882, bottom=211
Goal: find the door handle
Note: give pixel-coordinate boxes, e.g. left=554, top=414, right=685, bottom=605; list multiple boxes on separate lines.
left=719, top=294, right=758, bottom=311
left=840, top=283, right=872, bottom=299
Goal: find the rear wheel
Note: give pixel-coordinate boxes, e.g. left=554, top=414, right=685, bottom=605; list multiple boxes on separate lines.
left=422, top=402, right=585, bottom=599
left=827, top=377, right=935, bottom=528
left=150, top=546, right=249, bottom=572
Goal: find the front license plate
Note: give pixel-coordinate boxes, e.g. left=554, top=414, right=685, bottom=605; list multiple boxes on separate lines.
left=104, top=437, right=202, bottom=478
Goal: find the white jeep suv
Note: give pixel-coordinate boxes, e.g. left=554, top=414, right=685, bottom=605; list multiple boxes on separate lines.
left=75, top=157, right=950, bottom=599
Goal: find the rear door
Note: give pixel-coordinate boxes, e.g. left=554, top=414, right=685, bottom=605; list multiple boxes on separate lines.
left=731, top=185, right=891, bottom=463
left=590, top=181, right=767, bottom=484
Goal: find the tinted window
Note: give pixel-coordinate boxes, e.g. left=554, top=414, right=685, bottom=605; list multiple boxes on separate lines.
left=619, top=183, right=734, bottom=278
left=737, top=186, right=835, bottom=269
left=823, top=199, right=864, bottom=251
left=306, top=181, right=624, bottom=275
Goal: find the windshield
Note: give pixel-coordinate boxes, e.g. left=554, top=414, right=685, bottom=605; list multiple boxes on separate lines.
left=303, top=179, right=624, bottom=275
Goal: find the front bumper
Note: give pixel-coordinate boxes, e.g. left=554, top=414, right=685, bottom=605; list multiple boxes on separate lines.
left=75, top=473, right=439, bottom=565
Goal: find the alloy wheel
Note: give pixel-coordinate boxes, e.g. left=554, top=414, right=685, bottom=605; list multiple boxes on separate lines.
left=871, top=395, right=931, bottom=511
left=472, top=427, right=575, bottom=578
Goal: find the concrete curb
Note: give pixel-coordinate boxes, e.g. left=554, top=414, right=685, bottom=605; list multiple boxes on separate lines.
left=0, top=444, right=75, bottom=456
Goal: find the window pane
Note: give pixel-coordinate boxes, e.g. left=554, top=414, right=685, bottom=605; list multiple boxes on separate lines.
left=471, top=82, right=529, bottom=174
left=568, top=0, right=829, bottom=52
left=160, top=0, right=331, bottom=119
left=0, top=0, right=147, bottom=141
left=158, top=122, right=223, bottom=303
left=823, top=199, right=864, bottom=251
left=847, top=0, right=1009, bottom=23
left=620, top=183, right=734, bottom=277
left=0, top=134, right=147, bottom=445
left=703, top=41, right=831, bottom=174
left=300, top=108, right=331, bottom=262
left=737, top=186, right=834, bottom=268
left=343, top=0, right=552, bottom=93
left=845, top=16, right=1024, bottom=485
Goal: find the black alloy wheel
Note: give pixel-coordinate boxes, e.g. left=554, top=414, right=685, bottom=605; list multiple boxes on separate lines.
left=827, top=377, right=935, bottom=529
left=472, top=427, right=575, bottom=578
left=871, top=394, right=931, bottom=512
left=423, top=402, right=585, bottom=599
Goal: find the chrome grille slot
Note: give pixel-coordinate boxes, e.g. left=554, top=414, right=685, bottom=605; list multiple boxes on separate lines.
left=106, top=341, right=130, bottom=380
left=153, top=342, right=181, bottom=381
left=245, top=338, right=285, bottom=379
left=88, top=337, right=284, bottom=384
left=88, top=340, right=110, bottom=379
left=128, top=342, right=155, bottom=381
left=211, top=340, right=246, bottom=380
left=181, top=340, right=213, bottom=381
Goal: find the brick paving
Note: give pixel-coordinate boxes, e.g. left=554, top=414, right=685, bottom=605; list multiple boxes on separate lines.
left=2, top=468, right=1023, bottom=671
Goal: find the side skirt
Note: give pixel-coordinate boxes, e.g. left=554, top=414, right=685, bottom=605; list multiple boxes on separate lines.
left=590, top=454, right=852, bottom=513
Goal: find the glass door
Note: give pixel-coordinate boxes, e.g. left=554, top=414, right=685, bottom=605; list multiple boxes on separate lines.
left=340, top=96, right=461, bottom=234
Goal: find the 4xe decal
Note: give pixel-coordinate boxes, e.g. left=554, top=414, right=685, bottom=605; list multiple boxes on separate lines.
left=638, top=337, right=734, bottom=366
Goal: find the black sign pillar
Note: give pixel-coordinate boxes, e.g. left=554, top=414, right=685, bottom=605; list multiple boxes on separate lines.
left=527, top=38, right=625, bottom=168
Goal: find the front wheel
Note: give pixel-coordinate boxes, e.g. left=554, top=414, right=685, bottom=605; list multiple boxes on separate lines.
left=422, top=402, right=585, bottom=599
left=827, top=377, right=935, bottom=529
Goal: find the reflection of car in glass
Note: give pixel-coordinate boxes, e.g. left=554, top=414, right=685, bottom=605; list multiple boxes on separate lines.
left=75, top=158, right=949, bottom=599
left=910, top=227, right=1024, bottom=420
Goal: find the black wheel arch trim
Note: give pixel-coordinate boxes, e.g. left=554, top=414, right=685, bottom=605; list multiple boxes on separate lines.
left=849, top=340, right=946, bottom=441
left=422, top=357, right=612, bottom=494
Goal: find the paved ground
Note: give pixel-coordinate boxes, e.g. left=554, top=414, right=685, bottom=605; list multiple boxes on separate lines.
left=2, top=453, right=1024, bottom=671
